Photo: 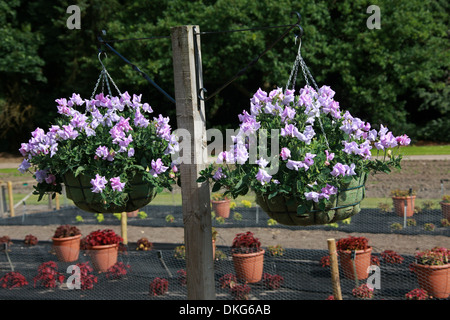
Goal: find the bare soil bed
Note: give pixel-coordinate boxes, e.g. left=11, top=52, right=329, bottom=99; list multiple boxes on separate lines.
left=364, top=158, right=450, bottom=199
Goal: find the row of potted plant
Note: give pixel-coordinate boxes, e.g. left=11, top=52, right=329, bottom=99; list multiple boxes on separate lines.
left=390, top=191, right=450, bottom=219
left=49, top=225, right=124, bottom=272
left=321, top=235, right=450, bottom=299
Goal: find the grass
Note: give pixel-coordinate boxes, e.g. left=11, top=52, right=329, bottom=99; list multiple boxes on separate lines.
left=371, top=144, right=450, bottom=157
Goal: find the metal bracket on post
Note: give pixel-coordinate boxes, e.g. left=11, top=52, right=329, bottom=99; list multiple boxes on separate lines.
left=351, top=250, right=359, bottom=287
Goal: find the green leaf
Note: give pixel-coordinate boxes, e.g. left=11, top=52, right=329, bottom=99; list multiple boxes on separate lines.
left=268, top=191, right=278, bottom=200
left=211, top=182, right=222, bottom=192
left=74, top=166, right=85, bottom=177
left=297, top=205, right=307, bottom=216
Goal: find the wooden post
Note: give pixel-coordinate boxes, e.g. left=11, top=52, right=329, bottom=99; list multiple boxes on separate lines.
left=121, top=212, right=128, bottom=245
left=327, top=238, right=343, bottom=300
left=55, top=193, right=60, bottom=210
left=7, top=181, right=14, bottom=217
left=171, top=25, right=215, bottom=300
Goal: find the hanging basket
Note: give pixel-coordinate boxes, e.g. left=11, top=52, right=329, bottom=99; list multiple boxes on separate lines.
left=256, top=174, right=367, bottom=226
left=63, top=171, right=156, bottom=213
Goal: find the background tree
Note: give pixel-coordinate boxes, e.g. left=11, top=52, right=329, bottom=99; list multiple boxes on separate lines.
left=0, top=0, right=448, bottom=153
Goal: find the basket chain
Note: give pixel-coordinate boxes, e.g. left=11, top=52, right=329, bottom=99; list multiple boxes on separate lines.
left=286, top=38, right=330, bottom=150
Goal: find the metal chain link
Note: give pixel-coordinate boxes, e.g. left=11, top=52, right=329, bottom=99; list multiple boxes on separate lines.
left=90, top=52, right=122, bottom=100
left=286, top=38, right=330, bottom=150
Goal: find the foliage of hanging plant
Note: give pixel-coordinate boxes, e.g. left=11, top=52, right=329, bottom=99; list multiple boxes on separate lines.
left=198, top=40, right=410, bottom=225
left=18, top=90, right=180, bottom=213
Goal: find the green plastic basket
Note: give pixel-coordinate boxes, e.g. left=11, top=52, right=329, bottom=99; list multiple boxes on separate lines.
left=63, top=171, right=156, bottom=213
left=256, top=174, right=367, bottom=226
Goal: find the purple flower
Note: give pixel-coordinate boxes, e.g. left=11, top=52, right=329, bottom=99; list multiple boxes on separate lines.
left=304, top=191, right=320, bottom=203
left=268, top=88, right=283, bottom=101
left=94, top=146, right=114, bottom=161
left=286, top=160, right=306, bottom=171
left=295, top=125, right=315, bottom=144
left=150, top=158, right=169, bottom=177
left=110, top=177, right=125, bottom=192
left=59, top=125, right=79, bottom=140
left=331, top=163, right=356, bottom=177
left=396, top=134, right=411, bottom=146
left=134, top=109, right=149, bottom=128
left=154, top=115, right=172, bottom=140
left=213, top=167, right=226, bottom=181
left=70, top=112, right=88, bottom=129
left=95, top=146, right=109, bottom=159
left=90, top=174, right=107, bottom=193
left=282, top=89, right=295, bottom=105
left=343, top=141, right=360, bottom=155
left=142, top=103, right=153, bottom=113
left=234, top=143, right=249, bottom=165
left=109, top=126, right=125, bottom=143
left=18, top=159, right=31, bottom=174
left=35, top=169, right=48, bottom=183
left=216, top=150, right=234, bottom=164
left=281, top=106, right=296, bottom=122
left=320, top=184, right=338, bottom=199
left=116, top=117, right=133, bottom=132
left=330, top=163, right=347, bottom=177
left=238, top=110, right=260, bottom=135
left=252, top=88, right=268, bottom=104
left=120, top=91, right=131, bottom=104
left=256, top=157, right=269, bottom=168
left=45, top=174, right=56, bottom=185
left=280, top=147, right=291, bottom=161
left=255, top=168, right=272, bottom=185
left=303, top=153, right=316, bottom=167
left=118, top=134, right=133, bottom=152
left=281, top=123, right=300, bottom=138
left=325, top=150, right=334, bottom=165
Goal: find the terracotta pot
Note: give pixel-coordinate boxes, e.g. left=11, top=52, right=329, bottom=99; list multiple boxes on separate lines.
left=232, top=249, right=265, bottom=283
left=412, top=263, right=450, bottom=299
left=338, top=247, right=372, bottom=280
left=127, top=210, right=139, bottom=218
left=440, top=202, right=450, bottom=221
left=88, top=243, right=119, bottom=272
left=212, top=199, right=230, bottom=218
left=52, top=234, right=81, bottom=262
left=212, top=240, right=216, bottom=261
left=392, top=196, right=415, bottom=217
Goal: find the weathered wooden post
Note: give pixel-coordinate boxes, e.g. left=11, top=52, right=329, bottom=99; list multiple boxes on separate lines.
left=7, top=181, right=14, bottom=217
left=327, top=238, right=343, bottom=300
left=171, top=25, right=215, bottom=299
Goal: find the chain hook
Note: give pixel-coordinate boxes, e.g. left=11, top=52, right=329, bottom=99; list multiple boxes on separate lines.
left=98, top=51, right=108, bottom=71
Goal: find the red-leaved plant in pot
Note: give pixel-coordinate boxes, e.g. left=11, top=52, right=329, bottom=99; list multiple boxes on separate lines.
left=411, top=246, right=450, bottom=299
left=231, top=231, right=265, bottom=283
left=336, top=236, right=372, bottom=280
left=52, top=225, right=82, bottom=262
left=84, top=229, right=123, bottom=272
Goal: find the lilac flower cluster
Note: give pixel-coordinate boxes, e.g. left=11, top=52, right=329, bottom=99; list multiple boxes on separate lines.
left=208, top=84, right=411, bottom=204
left=19, top=92, right=179, bottom=200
